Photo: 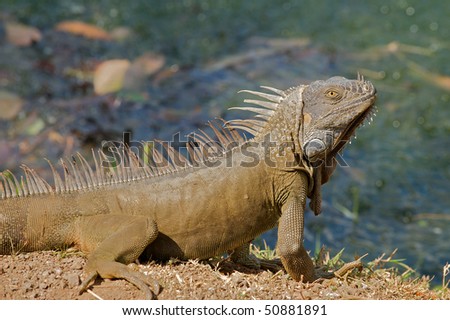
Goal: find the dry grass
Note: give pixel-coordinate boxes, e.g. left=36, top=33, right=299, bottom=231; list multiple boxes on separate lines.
left=1, top=249, right=448, bottom=300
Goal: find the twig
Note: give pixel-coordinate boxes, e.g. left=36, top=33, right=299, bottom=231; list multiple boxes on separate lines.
left=335, top=253, right=368, bottom=278
left=87, top=289, right=104, bottom=300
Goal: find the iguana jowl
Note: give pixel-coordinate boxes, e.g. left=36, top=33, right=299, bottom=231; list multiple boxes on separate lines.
left=0, top=75, right=376, bottom=298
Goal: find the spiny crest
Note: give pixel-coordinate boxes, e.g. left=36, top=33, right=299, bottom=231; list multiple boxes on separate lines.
left=0, top=121, right=246, bottom=199
left=227, top=85, right=287, bottom=137
left=0, top=85, right=289, bottom=200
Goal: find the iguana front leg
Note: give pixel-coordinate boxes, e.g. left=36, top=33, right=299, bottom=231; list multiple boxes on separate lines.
left=277, top=174, right=328, bottom=282
left=76, top=215, right=160, bottom=299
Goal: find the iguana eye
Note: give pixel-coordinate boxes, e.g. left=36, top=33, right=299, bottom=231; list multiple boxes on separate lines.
left=326, top=90, right=339, bottom=98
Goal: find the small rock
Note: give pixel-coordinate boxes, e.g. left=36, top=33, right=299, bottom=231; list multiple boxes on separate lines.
left=29, top=292, right=39, bottom=299
left=48, top=273, right=56, bottom=282
left=39, top=282, right=48, bottom=290
left=9, top=284, right=19, bottom=291
left=65, top=273, right=80, bottom=288
left=22, top=281, right=33, bottom=293
left=71, top=260, right=84, bottom=270
left=323, top=291, right=341, bottom=299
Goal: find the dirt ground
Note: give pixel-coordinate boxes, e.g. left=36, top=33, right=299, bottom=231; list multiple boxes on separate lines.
left=0, top=251, right=448, bottom=300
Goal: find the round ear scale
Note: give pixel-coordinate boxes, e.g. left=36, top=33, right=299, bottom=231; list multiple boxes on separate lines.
left=303, top=138, right=327, bottom=161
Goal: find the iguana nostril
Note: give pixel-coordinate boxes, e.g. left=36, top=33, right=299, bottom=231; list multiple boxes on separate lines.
left=363, top=83, right=370, bottom=92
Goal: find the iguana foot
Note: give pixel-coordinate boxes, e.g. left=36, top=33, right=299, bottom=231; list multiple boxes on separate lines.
left=229, top=243, right=283, bottom=273
left=79, top=262, right=160, bottom=299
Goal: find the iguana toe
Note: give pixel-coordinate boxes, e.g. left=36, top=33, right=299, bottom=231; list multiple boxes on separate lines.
left=230, top=247, right=283, bottom=273
left=231, top=253, right=261, bottom=269
left=79, top=262, right=160, bottom=299
left=313, top=266, right=335, bottom=280
left=78, top=271, right=98, bottom=295
left=259, top=258, right=283, bottom=273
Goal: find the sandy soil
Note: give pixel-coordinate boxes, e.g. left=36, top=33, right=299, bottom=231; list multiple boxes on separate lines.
left=0, top=251, right=447, bottom=300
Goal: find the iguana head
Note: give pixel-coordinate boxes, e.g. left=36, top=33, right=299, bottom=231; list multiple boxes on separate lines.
left=228, top=75, right=376, bottom=166
left=300, top=75, right=377, bottom=163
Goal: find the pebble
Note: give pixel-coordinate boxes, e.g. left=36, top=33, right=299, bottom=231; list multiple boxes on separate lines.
left=9, top=284, right=19, bottom=291
left=30, top=292, right=39, bottom=299
left=39, top=282, right=48, bottom=290
left=22, top=281, right=33, bottom=293
left=65, top=273, right=80, bottom=288
left=323, top=291, right=341, bottom=299
left=71, top=260, right=84, bottom=270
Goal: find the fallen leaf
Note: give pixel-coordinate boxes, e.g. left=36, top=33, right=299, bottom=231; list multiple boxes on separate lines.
left=153, top=65, right=180, bottom=84
left=131, top=53, right=165, bottom=76
left=93, top=59, right=131, bottom=95
left=0, top=91, right=24, bottom=120
left=24, top=117, right=45, bottom=136
left=48, top=130, right=65, bottom=144
left=110, top=26, right=133, bottom=41
left=55, top=21, right=111, bottom=40
left=124, top=53, right=165, bottom=90
left=5, top=22, right=42, bottom=47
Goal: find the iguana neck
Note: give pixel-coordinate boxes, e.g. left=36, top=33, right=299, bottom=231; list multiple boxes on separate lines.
left=241, top=84, right=314, bottom=193
left=251, top=85, right=306, bottom=154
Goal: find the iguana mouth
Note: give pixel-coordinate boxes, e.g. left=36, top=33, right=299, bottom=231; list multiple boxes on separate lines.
left=332, top=94, right=377, bottom=155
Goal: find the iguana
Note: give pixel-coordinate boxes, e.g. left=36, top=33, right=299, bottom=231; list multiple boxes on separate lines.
left=0, top=75, right=376, bottom=299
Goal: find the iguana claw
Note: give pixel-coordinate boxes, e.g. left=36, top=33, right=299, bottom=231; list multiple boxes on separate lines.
left=79, top=268, right=160, bottom=299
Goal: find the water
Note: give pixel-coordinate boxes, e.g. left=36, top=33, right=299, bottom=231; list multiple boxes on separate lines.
left=1, top=0, right=449, bottom=285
